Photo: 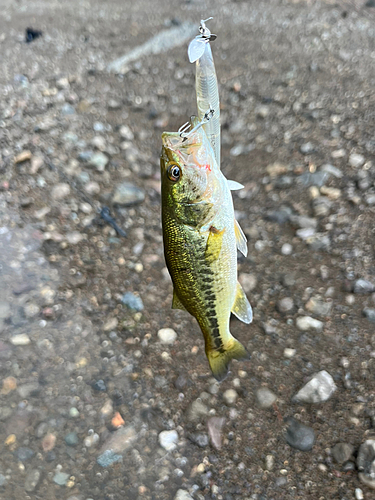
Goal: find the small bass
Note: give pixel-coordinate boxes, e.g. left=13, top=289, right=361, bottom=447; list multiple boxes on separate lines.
left=161, top=117, right=252, bottom=381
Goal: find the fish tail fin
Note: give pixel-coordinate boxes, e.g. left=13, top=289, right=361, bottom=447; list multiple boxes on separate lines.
left=207, top=337, right=249, bottom=382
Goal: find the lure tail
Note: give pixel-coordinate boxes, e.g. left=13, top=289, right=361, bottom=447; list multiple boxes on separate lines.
left=207, top=337, right=249, bottom=382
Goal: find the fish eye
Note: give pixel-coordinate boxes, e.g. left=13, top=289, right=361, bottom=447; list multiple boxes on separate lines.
left=167, top=164, right=181, bottom=182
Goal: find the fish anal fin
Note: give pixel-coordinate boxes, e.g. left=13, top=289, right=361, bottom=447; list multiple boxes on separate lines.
left=207, top=337, right=249, bottom=382
left=205, top=226, right=225, bottom=263
left=234, top=219, right=248, bottom=257
left=227, top=179, right=244, bottom=190
left=231, top=281, right=253, bottom=324
left=172, top=290, right=187, bottom=311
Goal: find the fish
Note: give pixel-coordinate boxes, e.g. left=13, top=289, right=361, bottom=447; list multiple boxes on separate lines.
left=161, top=116, right=252, bottom=381
left=188, top=18, right=221, bottom=168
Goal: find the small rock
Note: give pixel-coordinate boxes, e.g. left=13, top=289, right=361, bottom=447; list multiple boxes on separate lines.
left=56, top=77, right=69, bottom=89
left=66, top=232, right=84, bottom=245
left=0, top=474, right=6, bottom=487
left=300, top=142, right=315, bottom=154
left=159, top=430, right=178, bottom=451
left=15, top=447, right=35, bottom=461
left=157, top=328, right=177, bottom=345
left=265, top=454, right=275, bottom=471
left=24, top=469, right=41, bottom=492
left=354, top=279, right=375, bottom=294
left=305, top=297, right=332, bottom=317
left=103, top=318, right=118, bottom=331
left=51, top=183, right=71, bottom=201
left=112, top=182, right=145, bottom=206
left=284, top=348, right=296, bottom=358
left=97, top=449, right=123, bottom=467
left=23, top=303, right=40, bottom=318
left=2, top=376, right=17, bottom=394
left=88, top=152, right=109, bottom=172
left=65, top=432, right=79, bottom=446
left=174, top=490, right=193, bottom=500
left=188, top=399, right=209, bottom=421
left=207, top=417, right=225, bottom=450
left=296, top=227, right=316, bottom=240
left=293, top=370, right=337, bottom=403
left=91, top=136, right=107, bottom=151
left=30, top=156, right=44, bottom=175
left=296, top=316, right=323, bottom=332
left=297, top=171, right=329, bottom=188
left=349, top=153, right=365, bottom=168
left=320, top=186, right=341, bottom=200
left=331, top=149, right=346, bottom=159
left=238, top=273, right=257, bottom=293
left=320, top=164, right=343, bottom=178
left=93, top=379, right=107, bottom=392
left=14, top=150, right=32, bottom=163
left=17, top=382, right=40, bottom=398
left=355, top=488, right=364, bottom=500
left=332, top=442, right=354, bottom=464
left=0, top=301, right=11, bottom=319
left=53, top=472, right=69, bottom=486
left=223, top=389, right=238, bottom=405
left=255, top=387, right=277, bottom=408
left=61, top=103, right=75, bottom=116
left=119, top=125, right=134, bottom=141
left=285, top=417, right=315, bottom=451
left=363, top=308, right=375, bottom=322
left=121, top=292, right=144, bottom=311
left=42, top=433, right=56, bottom=452
left=188, top=433, right=209, bottom=448
left=100, top=425, right=137, bottom=454
left=174, top=375, right=187, bottom=390
left=359, top=472, right=375, bottom=490
left=266, top=162, right=288, bottom=177
left=10, top=334, right=31, bottom=346
left=277, top=297, right=294, bottom=313
left=281, top=243, right=293, bottom=255
left=69, top=407, right=80, bottom=418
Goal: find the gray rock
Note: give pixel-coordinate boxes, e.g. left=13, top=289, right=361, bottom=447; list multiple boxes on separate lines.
left=207, top=417, right=225, bottom=450
left=23, top=303, right=40, bottom=318
left=174, top=490, right=193, bottom=500
left=0, top=474, right=6, bottom=486
left=24, top=469, right=41, bottom=492
left=61, top=103, right=75, bottom=116
left=100, top=425, right=137, bottom=454
left=285, top=417, right=315, bottom=451
left=65, top=432, right=79, bottom=446
left=296, top=227, right=316, bottom=240
left=17, top=382, right=40, bottom=398
left=112, top=182, right=145, bottom=206
left=305, top=296, right=332, bottom=317
left=53, top=472, right=69, bottom=486
left=293, top=370, right=336, bottom=403
left=238, top=273, right=258, bottom=293
left=332, top=443, right=354, bottom=464
left=363, top=308, right=375, bottom=322
left=97, top=449, right=123, bottom=467
left=88, top=152, right=108, bottom=172
left=349, top=153, right=365, bottom=168
left=320, top=164, right=343, bottom=178
left=159, top=430, right=178, bottom=451
left=15, top=447, right=35, bottom=461
left=300, top=142, right=315, bottom=154
left=266, top=206, right=293, bottom=224
left=188, top=399, right=209, bottom=421
left=277, top=297, right=294, bottom=313
left=121, top=292, right=144, bottom=311
left=290, top=215, right=318, bottom=230
left=223, top=389, right=238, bottom=405
left=282, top=274, right=296, bottom=287
left=353, top=279, right=375, bottom=294
left=296, top=316, right=323, bottom=332
left=51, top=183, right=70, bottom=200
left=188, top=433, right=209, bottom=448
left=255, top=387, right=277, bottom=408
left=308, top=233, right=330, bottom=251
left=312, top=197, right=332, bottom=217
left=297, top=171, right=329, bottom=188
left=357, top=440, right=375, bottom=489
left=0, top=301, right=11, bottom=319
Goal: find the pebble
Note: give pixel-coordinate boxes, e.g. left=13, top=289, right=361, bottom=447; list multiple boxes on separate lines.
left=332, top=442, right=354, bottom=464
left=363, top=308, right=375, bottom=322
left=277, top=297, right=294, bottom=313
left=93, top=379, right=107, bottom=392
left=207, top=416, right=225, bottom=450
left=51, top=183, right=71, bottom=200
left=357, top=440, right=375, bottom=487
left=355, top=488, right=364, bottom=500
left=174, top=490, right=193, bottom=500
left=53, top=472, right=69, bottom=486
left=119, top=125, right=134, bottom=140
left=285, top=417, right=315, bottom=451
left=0, top=474, right=6, bottom=487
left=66, top=232, right=84, bottom=245
left=354, top=279, right=375, bottom=294
left=24, top=469, right=41, bottom=492
left=88, top=152, right=108, bottom=172
left=69, top=407, right=80, bottom=418
left=121, top=292, right=144, bottom=311
left=159, top=430, right=178, bottom=451
left=112, top=182, right=145, bottom=206
left=42, top=433, right=56, bottom=452
left=97, top=449, right=123, bottom=467
left=65, top=432, right=79, bottom=446
left=281, top=243, right=293, bottom=255
left=157, top=327, right=177, bottom=345
left=300, top=142, right=315, bottom=154
left=320, top=186, right=341, bottom=200
left=103, top=318, right=118, bottom=331
left=0, top=301, right=11, bottom=319
left=23, top=303, right=40, bottom=318
left=255, top=387, right=277, bottom=408
left=15, top=447, right=35, bottom=461
left=2, top=376, right=17, bottom=394
left=284, top=348, right=296, bottom=358
left=265, top=454, right=275, bottom=471
left=331, top=148, right=346, bottom=159
left=297, top=171, right=329, bottom=188
left=188, top=433, right=209, bottom=448
left=100, top=425, right=137, bottom=454
left=223, top=389, right=238, bottom=405
left=188, top=399, right=209, bottom=421
left=320, top=163, right=343, bottom=178
left=349, top=153, right=365, bottom=168
left=238, top=273, right=257, bottom=292
left=296, top=227, right=316, bottom=240
left=296, top=316, right=323, bottom=332
left=14, top=150, right=32, bottom=163
left=91, top=136, right=107, bottom=151
left=293, top=370, right=336, bottom=403
left=18, top=382, right=40, bottom=398
left=10, top=334, right=31, bottom=345
left=305, top=297, right=332, bottom=317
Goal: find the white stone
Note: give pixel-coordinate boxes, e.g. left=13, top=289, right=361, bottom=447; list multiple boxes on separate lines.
left=281, top=243, right=293, bottom=255
left=157, top=328, right=177, bottom=345
left=284, top=348, right=296, bottom=358
left=296, top=316, right=324, bottom=332
left=349, top=153, right=365, bottom=168
left=223, top=389, right=238, bottom=405
left=293, top=370, right=337, bottom=403
left=159, top=430, right=178, bottom=451
left=10, top=334, right=31, bottom=346
left=174, top=490, right=193, bottom=500
left=355, top=488, right=364, bottom=500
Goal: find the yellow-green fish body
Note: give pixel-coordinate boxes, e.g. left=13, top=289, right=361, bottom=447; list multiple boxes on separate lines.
left=161, top=117, right=252, bottom=381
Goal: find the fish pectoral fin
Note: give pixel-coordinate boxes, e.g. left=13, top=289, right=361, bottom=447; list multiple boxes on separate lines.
left=231, top=281, right=253, bottom=324
left=172, top=289, right=187, bottom=311
left=205, top=226, right=225, bottom=263
left=234, top=219, right=248, bottom=257
left=207, top=338, right=249, bottom=382
left=227, top=179, right=244, bottom=190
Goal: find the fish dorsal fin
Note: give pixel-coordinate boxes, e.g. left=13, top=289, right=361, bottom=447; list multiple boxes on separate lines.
left=205, top=226, right=226, bottom=263
left=172, top=289, right=187, bottom=311
left=231, top=281, right=253, bottom=324
left=234, top=219, right=248, bottom=257
left=227, top=180, right=244, bottom=190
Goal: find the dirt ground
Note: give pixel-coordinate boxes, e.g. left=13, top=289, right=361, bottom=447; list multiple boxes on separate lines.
left=1, top=0, right=375, bottom=499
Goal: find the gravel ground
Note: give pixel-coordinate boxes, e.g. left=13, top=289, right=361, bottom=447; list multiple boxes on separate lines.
left=1, top=0, right=375, bottom=499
